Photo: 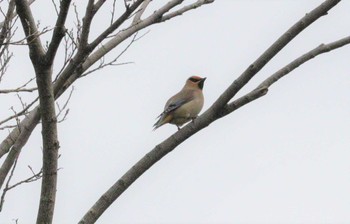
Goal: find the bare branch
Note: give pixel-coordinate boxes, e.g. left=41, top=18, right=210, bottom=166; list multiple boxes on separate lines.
left=85, top=0, right=212, bottom=77
left=110, top=0, right=117, bottom=25
left=0, top=48, right=12, bottom=82
left=51, top=0, right=59, bottom=16
left=0, top=0, right=15, bottom=46
left=0, top=155, right=18, bottom=212
left=257, top=35, right=350, bottom=90
left=0, top=124, right=17, bottom=131
left=132, top=0, right=151, bottom=25
left=161, top=0, right=214, bottom=22
left=0, top=163, right=42, bottom=212
left=79, top=0, right=97, bottom=48
left=15, top=0, right=46, bottom=60
left=35, top=60, right=59, bottom=224
left=0, top=0, right=36, bottom=30
left=0, top=98, right=38, bottom=127
left=208, top=0, right=341, bottom=114
left=81, top=32, right=141, bottom=77
left=0, top=0, right=15, bottom=83
left=46, top=0, right=71, bottom=64
left=94, top=0, right=107, bottom=13
left=56, top=86, right=74, bottom=123
left=1, top=26, right=53, bottom=46
left=0, top=77, right=37, bottom=94
left=13, top=1, right=63, bottom=222
left=88, top=0, right=145, bottom=50
left=0, top=108, right=40, bottom=190
left=72, top=2, right=82, bottom=47
left=8, top=166, right=42, bottom=191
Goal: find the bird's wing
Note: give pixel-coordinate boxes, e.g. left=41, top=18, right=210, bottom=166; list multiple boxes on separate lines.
left=153, top=90, right=194, bottom=130
left=161, top=90, right=194, bottom=116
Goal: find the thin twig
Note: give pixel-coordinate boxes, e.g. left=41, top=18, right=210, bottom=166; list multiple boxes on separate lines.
left=81, top=32, right=143, bottom=77
left=51, top=0, right=59, bottom=16
left=110, top=0, right=117, bottom=25
left=0, top=77, right=37, bottom=94
left=56, top=86, right=74, bottom=123
left=0, top=164, right=43, bottom=212
left=0, top=155, right=18, bottom=212
left=0, top=98, right=38, bottom=126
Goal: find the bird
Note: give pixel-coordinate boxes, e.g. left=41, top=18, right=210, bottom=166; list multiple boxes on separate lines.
left=153, top=76, right=206, bottom=130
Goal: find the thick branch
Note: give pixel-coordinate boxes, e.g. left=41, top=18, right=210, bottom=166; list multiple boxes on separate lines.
left=131, top=0, right=151, bottom=25
left=93, top=0, right=106, bottom=11
left=35, top=66, right=59, bottom=224
left=15, top=0, right=45, bottom=60
left=46, top=0, right=71, bottom=63
left=0, top=109, right=40, bottom=189
left=220, top=36, right=350, bottom=116
left=79, top=0, right=97, bottom=48
left=15, top=1, right=59, bottom=223
left=209, top=0, right=341, bottom=114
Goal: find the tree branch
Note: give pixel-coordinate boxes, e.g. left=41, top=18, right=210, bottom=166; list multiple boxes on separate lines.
left=46, top=0, right=71, bottom=64
left=131, top=0, right=151, bottom=25
left=209, top=0, right=341, bottom=114
left=0, top=109, right=40, bottom=189
left=161, top=0, right=214, bottom=22
left=14, top=0, right=45, bottom=60
left=15, top=1, right=62, bottom=223
left=79, top=0, right=101, bottom=49
left=0, top=98, right=37, bottom=129
left=219, top=36, right=350, bottom=117
left=0, top=0, right=15, bottom=47
left=0, top=0, right=36, bottom=30
left=93, top=0, right=107, bottom=12
left=35, top=58, right=59, bottom=224
left=0, top=155, right=18, bottom=212
left=81, top=0, right=205, bottom=82
left=257, top=35, right=350, bottom=89
left=78, top=0, right=342, bottom=223
left=0, top=77, right=37, bottom=94
left=88, top=0, right=145, bottom=50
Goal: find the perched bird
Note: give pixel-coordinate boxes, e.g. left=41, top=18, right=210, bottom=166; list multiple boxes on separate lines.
left=153, top=76, right=206, bottom=130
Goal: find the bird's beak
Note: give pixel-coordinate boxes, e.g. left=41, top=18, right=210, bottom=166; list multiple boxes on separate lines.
left=198, top=77, right=206, bottom=90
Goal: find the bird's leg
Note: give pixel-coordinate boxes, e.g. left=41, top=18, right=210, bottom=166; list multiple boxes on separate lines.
left=176, top=125, right=181, bottom=131
left=191, top=116, right=198, bottom=123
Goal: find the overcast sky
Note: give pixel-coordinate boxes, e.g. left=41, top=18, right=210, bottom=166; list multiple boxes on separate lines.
left=1, top=0, right=350, bottom=223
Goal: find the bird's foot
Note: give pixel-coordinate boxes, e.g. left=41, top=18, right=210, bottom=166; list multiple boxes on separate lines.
left=191, top=116, right=198, bottom=123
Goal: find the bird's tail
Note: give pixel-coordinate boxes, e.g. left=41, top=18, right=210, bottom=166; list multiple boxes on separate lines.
left=153, top=113, right=172, bottom=130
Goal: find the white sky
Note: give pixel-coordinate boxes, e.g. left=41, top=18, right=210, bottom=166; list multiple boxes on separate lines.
left=1, top=0, right=350, bottom=223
